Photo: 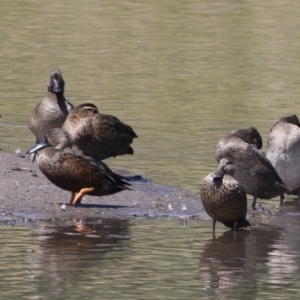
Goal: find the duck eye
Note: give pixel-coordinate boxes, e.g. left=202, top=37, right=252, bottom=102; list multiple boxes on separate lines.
left=83, top=106, right=97, bottom=113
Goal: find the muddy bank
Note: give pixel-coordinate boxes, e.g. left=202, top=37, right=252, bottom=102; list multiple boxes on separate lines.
left=1, top=150, right=293, bottom=229
left=0, top=151, right=203, bottom=223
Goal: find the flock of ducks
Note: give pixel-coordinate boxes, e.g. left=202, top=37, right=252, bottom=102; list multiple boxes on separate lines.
left=27, top=69, right=136, bottom=206
left=201, top=117, right=300, bottom=232
left=26, top=69, right=300, bottom=233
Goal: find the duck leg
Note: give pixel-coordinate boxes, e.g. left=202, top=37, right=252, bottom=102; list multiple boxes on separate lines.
left=233, top=221, right=238, bottom=231
left=212, top=219, right=216, bottom=233
left=251, top=194, right=257, bottom=210
left=280, top=194, right=284, bottom=206
left=71, top=187, right=95, bottom=206
left=69, top=192, right=76, bottom=205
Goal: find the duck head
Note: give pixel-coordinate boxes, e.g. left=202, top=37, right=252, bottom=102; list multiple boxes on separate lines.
left=26, top=129, right=71, bottom=155
left=71, top=103, right=99, bottom=117
left=232, top=127, right=263, bottom=150
left=48, top=69, right=65, bottom=94
left=212, top=158, right=235, bottom=185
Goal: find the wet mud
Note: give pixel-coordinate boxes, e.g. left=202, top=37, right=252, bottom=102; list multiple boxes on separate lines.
left=0, top=150, right=202, bottom=223
left=1, top=149, right=299, bottom=232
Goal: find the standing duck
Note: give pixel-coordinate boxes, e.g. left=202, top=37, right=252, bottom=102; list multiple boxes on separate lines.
left=214, top=132, right=288, bottom=209
left=201, top=173, right=250, bottom=232
left=266, top=115, right=300, bottom=200
left=62, top=103, right=138, bottom=161
left=28, top=69, right=74, bottom=142
left=26, top=128, right=130, bottom=206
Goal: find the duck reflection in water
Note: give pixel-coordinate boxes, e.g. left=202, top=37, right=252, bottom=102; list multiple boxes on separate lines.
left=26, top=128, right=131, bottom=205
left=30, top=218, right=131, bottom=297
left=198, top=228, right=281, bottom=298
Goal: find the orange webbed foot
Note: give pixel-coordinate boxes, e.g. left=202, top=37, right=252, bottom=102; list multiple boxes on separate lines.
left=71, top=187, right=95, bottom=206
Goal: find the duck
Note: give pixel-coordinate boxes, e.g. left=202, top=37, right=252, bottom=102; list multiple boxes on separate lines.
left=214, top=132, right=288, bottom=209
left=266, top=115, right=300, bottom=200
left=28, top=69, right=74, bottom=142
left=26, top=128, right=131, bottom=206
left=231, top=126, right=263, bottom=150
left=62, top=103, right=138, bottom=161
left=201, top=173, right=250, bottom=232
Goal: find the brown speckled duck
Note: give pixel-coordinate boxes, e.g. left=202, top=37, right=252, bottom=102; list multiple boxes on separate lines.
left=214, top=133, right=288, bottom=209
left=28, top=69, right=74, bottom=142
left=62, top=103, right=138, bottom=161
left=266, top=115, right=300, bottom=200
left=26, top=128, right=130, bottom=206
left=201, top=173, right=250, bottom=232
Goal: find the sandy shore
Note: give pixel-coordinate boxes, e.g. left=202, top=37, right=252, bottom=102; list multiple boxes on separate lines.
left=0, top=150, right=202, bottom=223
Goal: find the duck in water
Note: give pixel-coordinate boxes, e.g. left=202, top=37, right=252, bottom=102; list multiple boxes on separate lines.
left=214, top=130, right=288, bottom=209
left=266, top=115, right=300, bottom=202
left=201, top=173, right=250, bottom=232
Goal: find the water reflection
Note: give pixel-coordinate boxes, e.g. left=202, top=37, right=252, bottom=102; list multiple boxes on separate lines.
left=1, top=217, right=300, bottom=298
left=199, top=228, right=282, bottom=299
left=30, top=218, right=131, bottom=297
left=266, top=205, right=300, bottom=288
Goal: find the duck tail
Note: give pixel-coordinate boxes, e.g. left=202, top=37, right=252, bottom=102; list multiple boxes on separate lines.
left=99, top=161, right=131, bottom=190
left=276, top=181, right=290, bottom=193
left=238, top=219, right=251, bottom=229
left=75, top=149, right=132, bottom=191
left=222, top=219, right=251, bottom=230
left=115, top=179, right=131, bottom=191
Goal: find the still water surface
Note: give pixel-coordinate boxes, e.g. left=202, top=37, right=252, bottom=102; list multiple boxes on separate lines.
left=1, top=0, right=300, bottom=298
left=1, top=216, right=300, bottom=299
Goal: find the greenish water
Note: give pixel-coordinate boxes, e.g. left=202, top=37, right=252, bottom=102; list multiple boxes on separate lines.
left=1, top=216, right=300, bottom=300
left=1, top=0, right=300, bottom=192
left=1, top=0, right=300, bottom=298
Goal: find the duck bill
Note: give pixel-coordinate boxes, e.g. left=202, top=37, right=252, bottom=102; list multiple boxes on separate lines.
left=52, top=79, right=62, bottom=93
left=26, top=138, right=49, bottom=154
left=211, top=166, right=225, bottom=179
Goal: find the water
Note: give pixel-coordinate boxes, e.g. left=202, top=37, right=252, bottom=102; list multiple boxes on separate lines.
left=1, top=216, right=300, bottom=299
left=1, top=0, right=300, bottom=193
left=1, top=0, right=300, bottom=298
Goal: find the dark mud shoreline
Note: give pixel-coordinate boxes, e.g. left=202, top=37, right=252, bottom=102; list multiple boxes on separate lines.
left=0, top=151, right=203, bottom=224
